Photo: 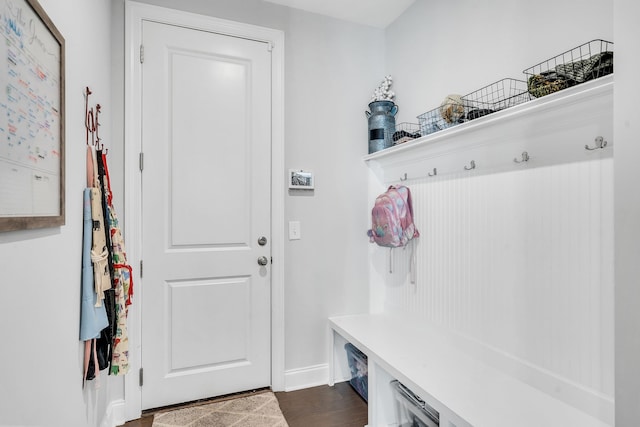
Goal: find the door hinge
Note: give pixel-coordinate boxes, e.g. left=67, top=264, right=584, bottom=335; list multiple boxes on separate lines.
left=139, top=152, right=144, bottom=172
left=140, top=260, right=143, bottom=278
left=140, top=44, right=144, bottom=64
left=139, top=367, right=144, bottom=387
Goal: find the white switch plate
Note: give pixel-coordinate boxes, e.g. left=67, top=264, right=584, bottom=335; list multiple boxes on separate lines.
left=289, top=221, right=301, bottom=240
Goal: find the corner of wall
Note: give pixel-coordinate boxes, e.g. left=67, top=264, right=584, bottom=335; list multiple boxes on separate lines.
left=100, top=399, right=126, bottom=427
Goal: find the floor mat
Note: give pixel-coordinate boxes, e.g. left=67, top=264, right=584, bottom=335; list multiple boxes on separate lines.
left=152, top=391, right=289, bottom=427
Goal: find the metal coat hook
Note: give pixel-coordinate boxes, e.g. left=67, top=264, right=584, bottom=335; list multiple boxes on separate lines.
left=514, top=151, right=530, bottom=163
left=464, top=160, right=476, bottom=171
left=400, top=173, right=408, bottom=181
left=427, top=167, right=437, bottom=177
left=95, top=104, right=102, bottom=147
left=84, top=87, right=94, bottom=145
left=585, top=136, right=607, bottom=151
left=86, top=108, right=95, bottom=146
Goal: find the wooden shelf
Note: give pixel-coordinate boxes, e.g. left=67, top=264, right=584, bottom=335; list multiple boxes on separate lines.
left=364, top=75, right=613, bottom=184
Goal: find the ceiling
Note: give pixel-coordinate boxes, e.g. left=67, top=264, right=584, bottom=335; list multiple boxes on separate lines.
left=262, top=0, right=416, bottom=28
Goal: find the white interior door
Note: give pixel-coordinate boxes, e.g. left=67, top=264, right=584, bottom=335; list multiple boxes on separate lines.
left=140, top=20, right=272, bottom=410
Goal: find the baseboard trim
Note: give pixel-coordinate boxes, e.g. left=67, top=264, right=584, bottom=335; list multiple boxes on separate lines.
left=100, top=399, right=126, bottom=427
left=284, top=364, right=332, bottom=392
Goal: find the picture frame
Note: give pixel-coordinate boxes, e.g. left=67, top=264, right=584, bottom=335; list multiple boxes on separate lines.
left=0, top=0, right=65, bottom=232
left=289, top=169, right=314, bottom=190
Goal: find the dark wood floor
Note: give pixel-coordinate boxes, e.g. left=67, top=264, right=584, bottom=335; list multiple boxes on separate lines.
left=276, top=382, right=368, bottom=427
left=119, top=381, right=368, bottom=427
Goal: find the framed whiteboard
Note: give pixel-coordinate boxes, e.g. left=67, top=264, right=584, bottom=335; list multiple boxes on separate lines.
left=0, top=0, right=65, bottom=232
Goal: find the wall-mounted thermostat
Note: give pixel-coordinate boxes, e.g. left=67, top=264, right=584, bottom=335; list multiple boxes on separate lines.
left=289, top=169, right=314, bottom=190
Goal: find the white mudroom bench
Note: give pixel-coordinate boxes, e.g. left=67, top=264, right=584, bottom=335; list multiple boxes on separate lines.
left=329, top=313, right=612, bottom=427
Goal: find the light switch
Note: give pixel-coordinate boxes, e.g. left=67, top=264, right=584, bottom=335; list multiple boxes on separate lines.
left=289, top=221, right=301, bottom=240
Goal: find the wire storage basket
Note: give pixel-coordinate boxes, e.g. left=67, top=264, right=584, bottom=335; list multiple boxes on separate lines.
left=461, top=78, right=531, bottom=120
left=523, top=39, right=613, bottom=98
left=388, top=122, right=422, bottom=146
left=417, top=95, right=467, bottom=137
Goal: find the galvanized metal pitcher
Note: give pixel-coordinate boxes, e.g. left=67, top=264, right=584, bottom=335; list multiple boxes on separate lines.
left=366, top=100, right=398, bottom=154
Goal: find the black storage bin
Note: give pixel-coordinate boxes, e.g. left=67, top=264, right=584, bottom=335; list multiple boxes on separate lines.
left=344, top=342, right=368, bottom=402
left=392, top=380, right=439, bottom=427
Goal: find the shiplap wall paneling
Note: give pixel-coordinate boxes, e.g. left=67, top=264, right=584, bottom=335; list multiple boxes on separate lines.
left=381, top=158, right=614, bottom=400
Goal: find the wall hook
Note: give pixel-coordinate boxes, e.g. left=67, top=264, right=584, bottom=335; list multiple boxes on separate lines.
left=95, top=104, right=102, bottom=139
left=585, top=136, right=607, bottom=151
left=464, top=160, right=476, bottom=171
left=400, top=173, right=408, bottom=181
left=514, top=151, right=530, bottom=163
left=427, top=167, right=437, bottom=177
left=86, top=108, right=95, bottom=146
left=84, top=87, right=94, bottom=146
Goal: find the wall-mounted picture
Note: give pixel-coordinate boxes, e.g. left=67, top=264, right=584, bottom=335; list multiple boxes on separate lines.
left=289, top=169, right=314, bottom=190
left=0, top=0, right=65, bottom=232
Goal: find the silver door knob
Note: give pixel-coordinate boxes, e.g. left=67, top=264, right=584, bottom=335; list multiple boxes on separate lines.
left=257, top=256, right=269, bottom=266
left=258, top=236, right=267, bottom=246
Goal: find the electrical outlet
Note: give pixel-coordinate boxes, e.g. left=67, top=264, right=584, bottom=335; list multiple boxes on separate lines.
left=289, top=221, right=301, bottom=240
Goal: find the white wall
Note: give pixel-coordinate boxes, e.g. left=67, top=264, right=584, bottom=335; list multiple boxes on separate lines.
left=116, top=0, right=379, bottom=389
left=386, top=0, right=614, bottom=125
left=614, top=0, right=640, bottom=425
left=281, top=9, right=380, bottom=376
left=0, top=1, right=123, bottom=426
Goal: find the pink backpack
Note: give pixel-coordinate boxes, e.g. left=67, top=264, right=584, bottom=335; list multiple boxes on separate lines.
left=367, top=185, right=419, bottom=247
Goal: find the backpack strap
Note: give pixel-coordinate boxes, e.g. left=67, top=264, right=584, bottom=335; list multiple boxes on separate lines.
left=403, top=186, right=420, bottom=238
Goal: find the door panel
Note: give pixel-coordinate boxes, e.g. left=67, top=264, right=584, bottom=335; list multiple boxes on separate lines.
left=168, top=277, right=250, bottom=370
left=141, top=20, right=271, bottom=409
left=170, top=51, right=251, bottom=247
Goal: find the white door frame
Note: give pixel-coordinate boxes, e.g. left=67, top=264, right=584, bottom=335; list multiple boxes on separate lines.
left=123, top=1, right=285, bottom=420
